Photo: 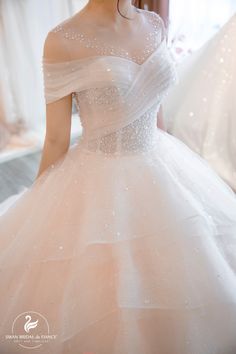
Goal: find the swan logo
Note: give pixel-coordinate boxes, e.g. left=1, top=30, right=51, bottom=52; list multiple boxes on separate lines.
left=4, top=311, right=57, bottom=349
left=24, top=315, right=39, bottom=333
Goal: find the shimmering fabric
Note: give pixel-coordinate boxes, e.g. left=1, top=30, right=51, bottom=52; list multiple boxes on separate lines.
left=1, top=9, right=236, bottom=354
left=51, top=8, right=166, bottom=64
left=163, top=13, right=236, bottom=191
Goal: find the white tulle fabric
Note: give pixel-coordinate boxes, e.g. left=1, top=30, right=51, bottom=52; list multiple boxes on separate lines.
left=1, top=10, right=236, bottom=354
left=163, top=13, right=236, bottom=191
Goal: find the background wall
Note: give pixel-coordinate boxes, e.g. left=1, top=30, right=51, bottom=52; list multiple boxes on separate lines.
left=168, top=0, right=236, bottom=59
left=0, top=0, right=87, bottom=152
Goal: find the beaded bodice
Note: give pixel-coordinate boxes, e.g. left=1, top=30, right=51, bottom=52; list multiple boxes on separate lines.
left=43, top=10, right=177, bottom=155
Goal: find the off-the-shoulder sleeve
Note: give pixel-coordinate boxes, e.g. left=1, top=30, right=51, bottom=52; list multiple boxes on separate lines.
left=42, top=55, right=129, bottom=104
left=42, top=59, right=88, bottom=104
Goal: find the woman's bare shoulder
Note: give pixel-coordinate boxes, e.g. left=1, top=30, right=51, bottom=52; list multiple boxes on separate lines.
left=44, top=10, right=89, bottom=61
left=43, top=17, right=71, bottom=62
left=50, top=8, right=90, bottom=36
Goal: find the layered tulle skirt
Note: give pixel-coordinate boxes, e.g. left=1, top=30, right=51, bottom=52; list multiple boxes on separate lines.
left=1, top=129, right=236, bottom=354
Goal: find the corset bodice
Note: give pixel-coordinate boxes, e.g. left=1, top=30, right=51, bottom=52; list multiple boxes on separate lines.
left=43, top=10, right=177, bottom=155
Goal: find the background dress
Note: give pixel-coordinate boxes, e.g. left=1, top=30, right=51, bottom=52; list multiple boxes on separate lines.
left=163, top=13, right=236, bottom=191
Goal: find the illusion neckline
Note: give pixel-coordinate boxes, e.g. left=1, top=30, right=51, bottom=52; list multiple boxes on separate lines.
left=43, top=37, right=166, bottom=69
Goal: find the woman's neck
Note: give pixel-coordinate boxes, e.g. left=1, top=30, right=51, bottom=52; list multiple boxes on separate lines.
left=85, top=0, right=136, bottom=23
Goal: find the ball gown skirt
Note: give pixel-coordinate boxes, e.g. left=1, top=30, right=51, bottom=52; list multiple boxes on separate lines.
left=0, top=10, right=236, bottom=354
left=1, top=129, right=236, bottom=354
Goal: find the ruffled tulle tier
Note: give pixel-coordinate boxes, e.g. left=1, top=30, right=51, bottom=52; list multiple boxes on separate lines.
left=1, top=129, right=236, bottom=354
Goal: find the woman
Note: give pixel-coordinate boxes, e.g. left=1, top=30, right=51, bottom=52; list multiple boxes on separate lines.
left=0, top=1, right=236, bottom=353
left=163, top=13, right=236, bottom=191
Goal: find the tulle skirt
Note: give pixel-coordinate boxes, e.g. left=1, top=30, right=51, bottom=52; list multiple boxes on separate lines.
left=1, top=129, right=236, bottom=354
left=163, top=14, right=236, bottom=191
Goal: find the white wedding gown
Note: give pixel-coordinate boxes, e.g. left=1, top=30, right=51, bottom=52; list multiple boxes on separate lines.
left=163, top=13, right=236, bottom=191
left=1, top=10, right=236, bottom=354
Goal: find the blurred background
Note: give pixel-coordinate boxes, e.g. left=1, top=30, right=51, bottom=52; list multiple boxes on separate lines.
left=0, top=0, right=236, bottom=201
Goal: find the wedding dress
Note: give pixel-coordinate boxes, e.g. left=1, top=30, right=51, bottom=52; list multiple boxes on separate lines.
left=163, top=13, right=236, bottom=191
left=1, top=10, right=236, bottom=354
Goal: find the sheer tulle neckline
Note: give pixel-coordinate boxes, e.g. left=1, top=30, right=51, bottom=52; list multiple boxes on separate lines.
left=43, top=38, right=166, bottom=68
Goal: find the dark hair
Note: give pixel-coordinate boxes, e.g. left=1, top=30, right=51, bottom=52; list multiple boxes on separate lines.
left=117, top=0, right=139, bottom=20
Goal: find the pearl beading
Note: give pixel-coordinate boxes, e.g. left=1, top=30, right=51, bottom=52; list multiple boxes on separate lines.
left=52, top=10, right=163, bottom=65
left=47, top=11, right=172, bottom=156
left=76, top=86, right=127, bottom=107
left=76, top=103, right=160, bottom=156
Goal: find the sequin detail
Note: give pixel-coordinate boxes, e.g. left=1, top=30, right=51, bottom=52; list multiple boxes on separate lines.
left=51, top=11, right=164, bottom=65
left=77, top=105, right=160, bottom=155
left=78, top=87, right=127, bottom=106
left=43, top=10, right=177, bottom=157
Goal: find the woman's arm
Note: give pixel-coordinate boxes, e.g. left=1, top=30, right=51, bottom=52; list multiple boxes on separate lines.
left=36, top=32, right=73, bottom=179
left=36, top=95, right=72, bottom=179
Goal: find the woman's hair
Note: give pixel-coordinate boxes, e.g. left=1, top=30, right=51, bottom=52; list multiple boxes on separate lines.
left=117, top=0, right=139, bottom=20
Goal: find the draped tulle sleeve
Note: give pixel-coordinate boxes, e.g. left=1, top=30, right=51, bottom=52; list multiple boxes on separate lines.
left=42, top=58, right=90, bottom=104
left=42, top=55, right=135, bottom=105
